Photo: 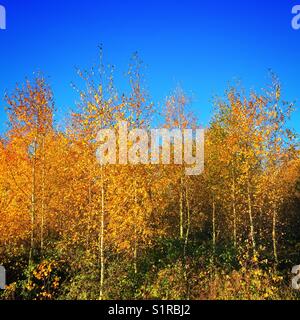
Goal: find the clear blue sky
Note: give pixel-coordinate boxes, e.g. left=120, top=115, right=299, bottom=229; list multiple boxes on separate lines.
left=0, top=0, right=299, bottom=133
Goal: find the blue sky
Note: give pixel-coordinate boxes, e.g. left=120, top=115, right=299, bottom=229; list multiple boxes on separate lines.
left=0, top=0, right=299, bottom=133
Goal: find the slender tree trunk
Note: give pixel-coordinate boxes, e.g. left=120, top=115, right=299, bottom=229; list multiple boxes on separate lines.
left=87, top=178, right=92, bottom=248
left=232, top=201, right=237, bottom=248
left=99, top=166, right=105, bottom=300
left=134, top=226, right=138, bottom=274
left=231, top=170, right=237, bottom=248
left=258, top=207, right=263, bottom=240
left=184, top=185, right=191, bottom=251
left=272, top=208, right=278, bottom=265
left=29, top=138, right=37, bottom=271
left=184, top=185, right=191, bottom=299
left=247, top=177, right=256, bottom=255
left=40, top=136, right=45, bottom=256
left=212, top=196, right=216, bottom=254
left=179, top=177, right=184, bottom=240
left=134, top=185, right=138, bottom=274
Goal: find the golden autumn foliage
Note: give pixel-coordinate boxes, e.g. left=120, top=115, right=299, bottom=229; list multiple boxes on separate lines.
left=0, top=56, right=300, bottom=300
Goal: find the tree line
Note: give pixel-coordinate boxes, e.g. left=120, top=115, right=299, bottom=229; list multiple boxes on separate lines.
left=0, top=52, right=300, bottom=300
